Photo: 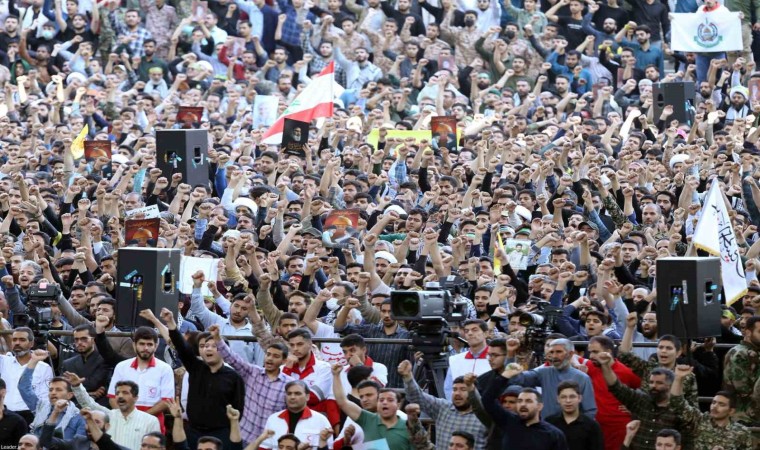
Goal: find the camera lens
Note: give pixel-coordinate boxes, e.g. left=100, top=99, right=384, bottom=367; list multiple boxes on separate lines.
left=391, top=292, right=420, bottom=318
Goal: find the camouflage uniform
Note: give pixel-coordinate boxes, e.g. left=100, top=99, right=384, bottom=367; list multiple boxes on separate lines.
left=406, top=415, right=435, bottom=450
left=669, top=394, right=754, bottom=450
left=723, top=340, right=760, bottom=425
left=619, top=352, right=699, bottom=406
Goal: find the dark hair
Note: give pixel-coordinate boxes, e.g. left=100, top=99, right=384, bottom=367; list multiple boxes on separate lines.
left=650, top=367, right=675, bottom=384
left=658, top=334, right=682, bottom=352
left=278, top=435, right=300, bottom=446
left=589, top=335, right=615, bottom=353
left=13, top=327, right=34, bottom=341
left=73, top=323, right=96, bottom=337
left=133, top=326, right=158, bottom=343
left=287, top=328, right=313, bottom=342
left=557, top=380, right=580, bottom=395
left=279, top=312, right=300, bottom=323
left=656, top=429, right=681, bottom=445
left=347, top=366, right=374, bottom=388
left=340, top=334, right=366, bottom=349
left=197, top=437, right=222, bottom=450
left=746, top=315, right=760, bottom=332
left=0, top=378, right=5, bottom=390
left=451, top=431, right=475, bottom=449
left=143, top=432, right=165, bottom=448
left=285, top=380, right=310, bottom=395
left=520, top=387, right=542, bottom=402
left=462, top=319, right=487, bottom=332
left=714, top=390, right=736, bottom=408
left=115, top=380, right=139, bottom=396
left=49, top=377, right=72, bottom=392
left=490, top=338, right=507, bottom=352
left=267, top=342, right=289, bottom=359
left=378, top=388, right=400, bottom=402
left=356, top=379, right=381, bottom=392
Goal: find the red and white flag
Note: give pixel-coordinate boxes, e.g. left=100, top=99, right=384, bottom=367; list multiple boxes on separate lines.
left=261, top=61, right=335, bottom=145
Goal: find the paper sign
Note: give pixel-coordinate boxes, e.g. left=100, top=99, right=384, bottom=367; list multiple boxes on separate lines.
left=179, top=255, right=218, bottom=295
left=125, top=204, right=160, bottom=219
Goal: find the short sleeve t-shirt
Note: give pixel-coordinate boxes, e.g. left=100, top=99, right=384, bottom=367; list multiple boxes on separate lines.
left=355, top=410, right=413, bottom=450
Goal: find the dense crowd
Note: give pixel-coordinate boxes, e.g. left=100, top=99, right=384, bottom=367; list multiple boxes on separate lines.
left=0, top=0, right=758, bottom=450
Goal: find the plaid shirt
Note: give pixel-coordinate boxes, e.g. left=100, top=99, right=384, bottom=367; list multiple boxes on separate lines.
left=217, top=339, right=291, bottom=443
left=608, top=380, right=687, bottom=450
left=336, top=322, right=412, bottom=388
left=276, top=0, right=312, bottom=47
left=404, top=378, right=489, bottom=449
left=109, top=11, right=153, bottom=57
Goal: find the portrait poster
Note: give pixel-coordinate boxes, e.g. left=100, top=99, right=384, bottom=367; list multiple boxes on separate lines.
left=176, top=106, right=204, bottom=129
left=84, top=140, right=111, bottom=161
left=504, top=238, right=531, bottom=270
left=125, top=218, right=160, bottom=248
left=191, top=0, right=208, bottom=22
left=431, top=115, right=457, bottom=151
left=282, top=118, right=309, bottom=158
left=322, top=209, right=360, bottom=248
left=252, top=95, right=279, bottom=129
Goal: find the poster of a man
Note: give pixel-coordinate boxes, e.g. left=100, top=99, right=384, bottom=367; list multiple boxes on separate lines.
left=431, top=116, right=457, bottom=151
left=322, top=210, right=360, bottom=248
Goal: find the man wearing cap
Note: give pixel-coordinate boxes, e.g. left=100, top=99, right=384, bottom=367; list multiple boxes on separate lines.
left=722, top=85, right=750, bottom=125
left=143, top=67, right=169, bottom=99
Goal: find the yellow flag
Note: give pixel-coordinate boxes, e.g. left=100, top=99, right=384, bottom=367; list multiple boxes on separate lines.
left=494, top=230, right=505, bottom=273
left=71, top=124, right=89, bottom=159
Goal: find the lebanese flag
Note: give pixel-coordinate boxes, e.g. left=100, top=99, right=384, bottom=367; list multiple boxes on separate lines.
left=261, top=61, right=335, bottom=145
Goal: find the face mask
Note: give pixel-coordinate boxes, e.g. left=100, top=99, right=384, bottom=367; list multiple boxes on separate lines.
left=326, top=298, right=340, bottom=311
left=42, top=30, right=54, bottom=40
left=504, top=30, right=516, bottom=40
left=464, top=18, right=475, bottom=27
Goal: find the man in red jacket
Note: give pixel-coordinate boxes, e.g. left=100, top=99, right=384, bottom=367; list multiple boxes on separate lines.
left=584, top=335, right=641, bottom=450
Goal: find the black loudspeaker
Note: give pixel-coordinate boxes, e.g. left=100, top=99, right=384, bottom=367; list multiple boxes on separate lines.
left=116, top=248, right=181, bottom=329
left=156, top=130, right=209, bottom=188
left=653, top=81, right=696, bottom=125
left=656, top=257, right=723, bottom=338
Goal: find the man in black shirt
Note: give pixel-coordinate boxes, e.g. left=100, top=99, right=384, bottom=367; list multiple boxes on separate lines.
left=0, top=378, right=27, bottom=448
left=546, top=0, right=586, bottom=49
left=160, top=308, right=245, bottom=450
left=545, top=381, right=604, bottom=450
left=482, top=366, right=569, bottom=450
left=61, top=324, right=112, bottom=408
left=0, top=16, right=20, bottom=53
left=626, top=0, right=669, bottom=44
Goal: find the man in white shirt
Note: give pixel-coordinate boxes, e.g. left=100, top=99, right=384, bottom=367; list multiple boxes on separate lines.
left=105, top=327, right=173, bottom=434
left=259, top=380, right=333, bottom=449
left=0, top=327, right=53, bottom=424
left=444, top=319, right=491, bottom=400
left=64, top=372, right=160, bottom=450
left=338, top=334, right=388, bottom=393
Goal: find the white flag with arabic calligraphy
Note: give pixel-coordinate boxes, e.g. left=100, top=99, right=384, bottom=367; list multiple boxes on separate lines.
left=692, top=181, right=747, bottom=305
left=671, top=10, right=743, bottom=53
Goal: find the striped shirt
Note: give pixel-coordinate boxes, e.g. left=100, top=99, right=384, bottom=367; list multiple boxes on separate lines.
left=72, top=384, right=161, bottom=450
left=217, top=339, right=291, bottom=443
left=404, top=377, right=489, bottom=450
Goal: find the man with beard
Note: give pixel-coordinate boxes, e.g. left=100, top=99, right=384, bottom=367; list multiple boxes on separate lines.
left=0, top=378, right=27, bottom=447
left=66, top=374, right=160, bottom=450
left=56, top=12, right=97, bottom=52
left=104, top=327, right=173, bottom=433
left=723, top=315, right=760, bottom=425
left=546, top=0, right=586, bottom=49
left=159, top=308, right=244, bottom=449
left=399, top=360, right=488, bottom=448
left=58, top=295, right=135, bottom=359
left=482, top=372, right=568, bottom=450
left=256, top=274, right=310, bottom=329
left=60, top=325, right=111, bottom=408
left=499, top=339, right=597, bottom=418
left=19, top=349, right=86, bottom=438
left=668, top=366, right=753, bottom=450
left=333, top=46, right=382, bottom=92
left=630, top=310, right=658, bottom=361
left=616, top=25, right=664, bottom=75
left=283, top=329, right=340, bottom=434
left=0, top=328, right=54, bottom=425
left=380, top=0, right=424, bottom=35
left=619, top=313, right=702, bottom=406
left=583, top=336, right=641, bottom=450
left=188, top=270, right=261, bottom=364
left=208, top=323, right=291, bottom=444
left=136, top=40, right=169, bottom=83
left=583, top=4, right=618, bottom=49
left=721, top=85, right=750, bottom=126
left=109, top=9, right=153, bottom=58
left=335, top=275, right=412, bottom=388
left=0, top=15, right=20, bottom=53
left=258, top=380, right=333, bottom=449
left=596, top=351, right=689, bottom=450
left=39, top=406, right=118, bottom=450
